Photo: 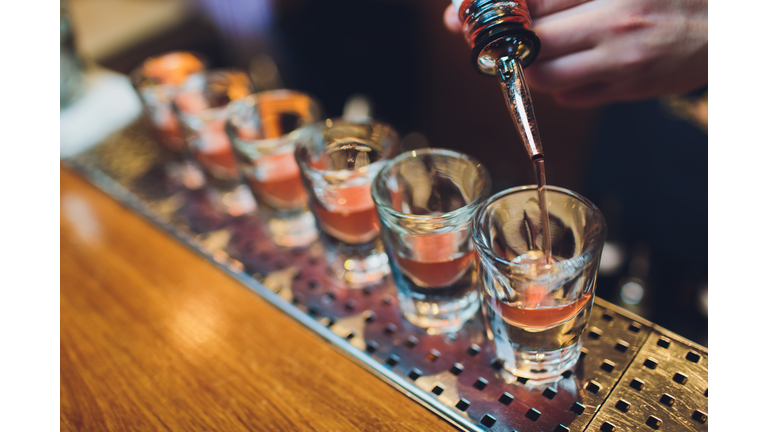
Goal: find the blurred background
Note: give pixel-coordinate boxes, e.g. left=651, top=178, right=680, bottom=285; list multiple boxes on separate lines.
left=63, top=0, right=707, bottom=346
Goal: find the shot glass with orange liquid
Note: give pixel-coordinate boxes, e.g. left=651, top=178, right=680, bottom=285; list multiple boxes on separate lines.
left=130, top=51, right=208, bottom=188
left=472, top=185, right=607, bottom=382
left=226, top=90, right=322, bottom=247
left=371, top=149, right=491, bottom=332
left=174, top=69, right=257, bottom=216
left=130, top=51, right=207, bottom=152
left=295, top=119, right=400, bottom=287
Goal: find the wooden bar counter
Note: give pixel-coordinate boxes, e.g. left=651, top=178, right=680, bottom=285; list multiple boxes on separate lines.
left=61, top=166, right=454, bottom=431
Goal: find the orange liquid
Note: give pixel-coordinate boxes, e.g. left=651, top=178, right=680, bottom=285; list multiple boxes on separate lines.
left=313, top=203, right=379, bottom=244
left=142, top=52, right=205, bottom=86
left=248, top=175, right=307, bottom=209
left=396, top=231, right=472, bottom=287
left=495, top=292, right=593, bottom=329
left=397, top=252, right=474, bottom=288
left=192, top=120, right=240, bottom=179
left=312, top=183, right=379, bottom=243
left=154, top=122, right=185, bottom=152
left=245, top=151, right=307, bottom=209
left=195, top=147, right=239, bottom=179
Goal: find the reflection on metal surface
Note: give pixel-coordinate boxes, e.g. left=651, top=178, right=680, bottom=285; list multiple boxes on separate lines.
left=198, top=229, right=232, bottom=252
left=66, top=120, right=708, bottom=431
left=262, top=266, right=299, bottom=303
left=151, top=192, right=185, bottom=219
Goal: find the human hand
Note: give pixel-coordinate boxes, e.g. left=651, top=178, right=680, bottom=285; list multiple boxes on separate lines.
left=444, top=0, right=707, bottom=107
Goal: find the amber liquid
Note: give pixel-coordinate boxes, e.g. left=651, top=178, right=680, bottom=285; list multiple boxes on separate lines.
left=248, top=175, right=306, bottom=209
left=394, top=231, right=474, bottom=288
left=485, top=286, right=593, bottom=357
left=245, top=152, right=307, bottom=209
left=312, top=184, right=379, bottom=244
left=397, top=252, right=474, bottom=288
left=195, top=147, right=239, bottom=179
left=495, top=291, right=593, bottom=329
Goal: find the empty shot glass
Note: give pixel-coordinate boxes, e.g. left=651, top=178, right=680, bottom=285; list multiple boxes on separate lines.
left=174, top=69, right=256, bottom=216
left=472, top=185, right=607, bottom=382
left=226, top=90, right=322, bottom=247
left=295, top=119, right=400, bottom=287
left=372, top=149, right=491, bottom=332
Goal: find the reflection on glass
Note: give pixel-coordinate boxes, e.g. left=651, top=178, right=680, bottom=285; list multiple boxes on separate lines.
left=174, top=69, right=256, bottom=216
left=295, top=119, right=399, bottom=286
left=472, top=185, right=606, bottom=382
left=130, top=51, right=207, bottom=153
left=227, top=90, right=322, bottom=247
left=372, top=149, right=491, bottom=332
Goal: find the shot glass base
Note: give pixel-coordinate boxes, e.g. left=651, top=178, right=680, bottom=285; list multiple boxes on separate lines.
left=324, top=236, right=390, bottom=288
left=206, top=184, right=257, bottom=217
left=265, top=209, right=318, bottom=248
left=166, top=160, right=206, bottom=190
left=498, top=342, right=582, bottom=383
left=401, top=290, right=480, bottom=334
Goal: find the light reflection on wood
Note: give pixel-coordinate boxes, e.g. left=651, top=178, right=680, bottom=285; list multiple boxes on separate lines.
left=61, top=166, right=454, bottom=431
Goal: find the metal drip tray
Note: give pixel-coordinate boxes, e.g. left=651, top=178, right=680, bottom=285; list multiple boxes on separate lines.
left=66, top=121, right=708, bottom=431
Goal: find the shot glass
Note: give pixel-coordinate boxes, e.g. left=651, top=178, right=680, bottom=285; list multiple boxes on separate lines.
left=226, top=90, right=322, bottom=247
left=130, top=51, right=207, bottom=153
left=295, top=119, right=400, bottom=287
left=372, top=149, right=491, bottom=332
left=130, top=52, right=208, bottom=189
left=174, top=69, right=256, bottom=216
left=472, top=185, right=607, bottom=382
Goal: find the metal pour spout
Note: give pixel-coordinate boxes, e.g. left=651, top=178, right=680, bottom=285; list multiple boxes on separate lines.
left=496, top=55, right=543, bottom=159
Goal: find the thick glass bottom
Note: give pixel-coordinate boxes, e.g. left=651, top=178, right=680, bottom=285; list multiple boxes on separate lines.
left=324, top=235, right=390, bottom=288
left=401, top=289, right=480, bottom=334
left=265, top=209, right=318, bottom=248
left=497, top=341, right=581, bottom=383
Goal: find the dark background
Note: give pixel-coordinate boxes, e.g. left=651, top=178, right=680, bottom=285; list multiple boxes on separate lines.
left=99, top=0, right=707, bottom=346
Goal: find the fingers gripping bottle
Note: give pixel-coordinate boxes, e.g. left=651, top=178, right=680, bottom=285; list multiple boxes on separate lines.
left=452, top=0, right=544, bottom=159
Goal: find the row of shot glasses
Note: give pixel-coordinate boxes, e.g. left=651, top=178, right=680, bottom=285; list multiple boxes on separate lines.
left=131, top=51, right=607, bottom=383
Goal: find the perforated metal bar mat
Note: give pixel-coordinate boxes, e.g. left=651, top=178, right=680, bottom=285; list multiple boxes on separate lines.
left=65, top=121, right=708, bottom=431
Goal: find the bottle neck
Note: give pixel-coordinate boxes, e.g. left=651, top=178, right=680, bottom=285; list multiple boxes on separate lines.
left=455, top=0, right=540, bottom=75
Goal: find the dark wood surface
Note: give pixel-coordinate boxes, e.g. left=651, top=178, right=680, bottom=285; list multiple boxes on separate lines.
left=60, top=166, right=455, bottom=431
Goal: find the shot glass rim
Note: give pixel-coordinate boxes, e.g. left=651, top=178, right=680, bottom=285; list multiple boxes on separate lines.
left=225, top=89, right=322, bottom=151
left=129, top=51, right=208, bottom=90
left=173, top=68, right=253, bottom=120
left=294, top=117, right=400, bottom=176
left=371, top=147, right=492, bottom=222
left=471, top=185, right=607, bottom=272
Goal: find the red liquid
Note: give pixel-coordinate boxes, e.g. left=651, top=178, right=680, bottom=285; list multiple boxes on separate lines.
left=153, top=120, right=185, bottom=152
left=192, top=120, right=240, bottom=179
left=312, top=184, right=379, bottom=244
left=397, top=231, right=472, bottom=287
left=248, top=175, right=307, bottom=209
left=195, top=147, right=239, bottom=179
left=245, top=151, right=307, bottom=209
left=397, top=252, right=474, bottom=288
left=494, top=292, right=593, bottom=329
